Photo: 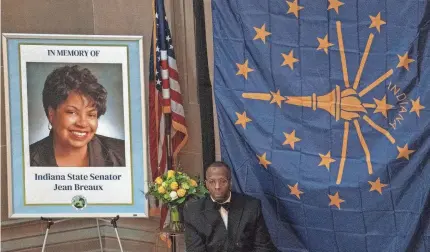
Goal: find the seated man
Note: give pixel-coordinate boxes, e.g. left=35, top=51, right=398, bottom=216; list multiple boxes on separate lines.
left=184, top=161, right=276, bottom=252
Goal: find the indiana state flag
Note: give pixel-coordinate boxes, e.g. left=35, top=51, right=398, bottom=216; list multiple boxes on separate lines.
left=212, top=0, right=430, bottom=251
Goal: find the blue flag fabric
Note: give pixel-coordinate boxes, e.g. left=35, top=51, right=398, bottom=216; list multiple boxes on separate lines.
left=212, top=0, right=430, bottom=251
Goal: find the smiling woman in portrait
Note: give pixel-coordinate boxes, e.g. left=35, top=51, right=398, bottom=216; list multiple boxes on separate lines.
left=29, top=65, right=125, bottom=167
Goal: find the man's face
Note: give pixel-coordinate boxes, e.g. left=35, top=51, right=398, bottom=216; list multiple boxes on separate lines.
left=48, top=91, right=98, bottom=150
left=205, top=166, right=231, bottom=202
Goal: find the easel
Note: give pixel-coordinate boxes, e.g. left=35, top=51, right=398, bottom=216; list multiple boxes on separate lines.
left=40, top=215, right=123, bottom=252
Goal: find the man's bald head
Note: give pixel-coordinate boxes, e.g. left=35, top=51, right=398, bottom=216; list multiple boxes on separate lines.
left=205, top=161, right=231, bottom=180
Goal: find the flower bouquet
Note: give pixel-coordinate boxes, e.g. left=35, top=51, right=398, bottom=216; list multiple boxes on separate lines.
left=147, top=170, right=208, bottom=232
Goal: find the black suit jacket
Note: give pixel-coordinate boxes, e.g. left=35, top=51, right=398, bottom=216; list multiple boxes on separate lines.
left=29, top=132, right=125, bottom=167
left=184, top=192, right=276, bottom=252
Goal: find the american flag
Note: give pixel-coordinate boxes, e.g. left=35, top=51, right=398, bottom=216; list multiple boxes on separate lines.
left=149, top=0, right=188, bottom=182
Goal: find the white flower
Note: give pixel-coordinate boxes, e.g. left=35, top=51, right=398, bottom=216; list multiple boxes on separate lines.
left=169, top=191, right=178, bottom=200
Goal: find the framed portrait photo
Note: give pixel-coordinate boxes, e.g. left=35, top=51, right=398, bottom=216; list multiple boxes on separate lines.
left=2, top=33, right=149, bottom=218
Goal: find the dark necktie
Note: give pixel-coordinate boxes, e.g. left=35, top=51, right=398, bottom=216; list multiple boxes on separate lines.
left=214, top=201, right=230, bottom=211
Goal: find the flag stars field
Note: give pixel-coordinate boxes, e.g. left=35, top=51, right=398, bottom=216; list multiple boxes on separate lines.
left=327, top=0, right=344, bottom=14
left=318, top=151, right=336, bottom=170
left=253, top=24, right=271, bottom=44
left=288, top=183, right=304, bottom=199
left=317, top=35, right=334, bottom=54
left=368, top=177, right=388, bottom=195
left=213, top=1, right=429, bottom=249
left=286, top=0, right=304, bottom=18
left=328, top=192, right=345, bottom=209
left=257, top=152, right=272, bottom=169
left=270, top=90, right=285, bottom=107
left=373, top=95, right=394, bottom=118
left=397, top=52, right=415, bottom=71
left=396, top=144, right=415, bottom=160
left=242, top=8, right=416, bottom=186
left=282, top=130, right=301, bottom=149
left=235, top=111, right=252, bottom=129
left=369, top=12, right=386, bottom=33
left=236, top=59, right=254, bottom=79
left=233, top=0, right=423, bottom=213
left=410, top=97, right=425, bottom=117
left=281, top=50, right=299, bottom=70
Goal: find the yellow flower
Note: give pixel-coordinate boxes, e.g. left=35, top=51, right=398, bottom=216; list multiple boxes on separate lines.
left=155, top=177, right=163, bottom=185
left=170, top=182, right=179, bottom=191
left=158, top=186, right=166, bottom=194
left=189, top=179, right=197, bottom=187
left=167, top=170, right=175, bottom=178
left=177, top=188, right=186, bottom=197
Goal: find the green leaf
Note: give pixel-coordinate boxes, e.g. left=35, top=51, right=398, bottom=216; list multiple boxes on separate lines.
left=176, top=197, right=186, bottom=204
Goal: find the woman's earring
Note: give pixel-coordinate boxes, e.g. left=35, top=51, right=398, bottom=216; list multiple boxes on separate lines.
left=48, top=123, right=52, bottom=131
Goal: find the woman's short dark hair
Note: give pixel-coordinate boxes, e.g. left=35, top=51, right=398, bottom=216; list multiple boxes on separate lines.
left=42, top=65, right=108, bottom=118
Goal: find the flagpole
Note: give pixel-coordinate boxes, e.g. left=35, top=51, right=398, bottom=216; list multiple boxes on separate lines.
left=154, top=0, right=173, bottom=172
left=152, top=0, right=160, bottom=180
left=153, top=0, right=173, bottom=248
left=165, top=112, right=173, bottom=170
left=151, top=0, right=164, bottom=219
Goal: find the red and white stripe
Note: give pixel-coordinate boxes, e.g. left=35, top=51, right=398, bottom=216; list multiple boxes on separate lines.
left=149, top=51, right=188, bottom=181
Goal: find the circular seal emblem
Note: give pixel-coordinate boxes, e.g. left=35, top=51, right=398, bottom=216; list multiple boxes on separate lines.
left=71, top=195, right=87, bottom=210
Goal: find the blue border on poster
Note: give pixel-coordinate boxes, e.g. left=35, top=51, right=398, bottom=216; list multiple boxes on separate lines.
left=5, top=37, right=147, bottom=217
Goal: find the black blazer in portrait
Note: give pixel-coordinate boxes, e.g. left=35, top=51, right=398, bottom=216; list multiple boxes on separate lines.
left=183, top=192, right=277, bottom=252
left=29, top=132, right=125, bottom=167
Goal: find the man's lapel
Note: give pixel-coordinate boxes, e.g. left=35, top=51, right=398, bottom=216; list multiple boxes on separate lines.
left=202, top=197, right=225, bottom=229
left=227, top=192, right=245, bottom=240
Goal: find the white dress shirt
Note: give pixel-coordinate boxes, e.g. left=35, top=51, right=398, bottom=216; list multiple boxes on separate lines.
left=211, top=192, right=231, bottom=229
